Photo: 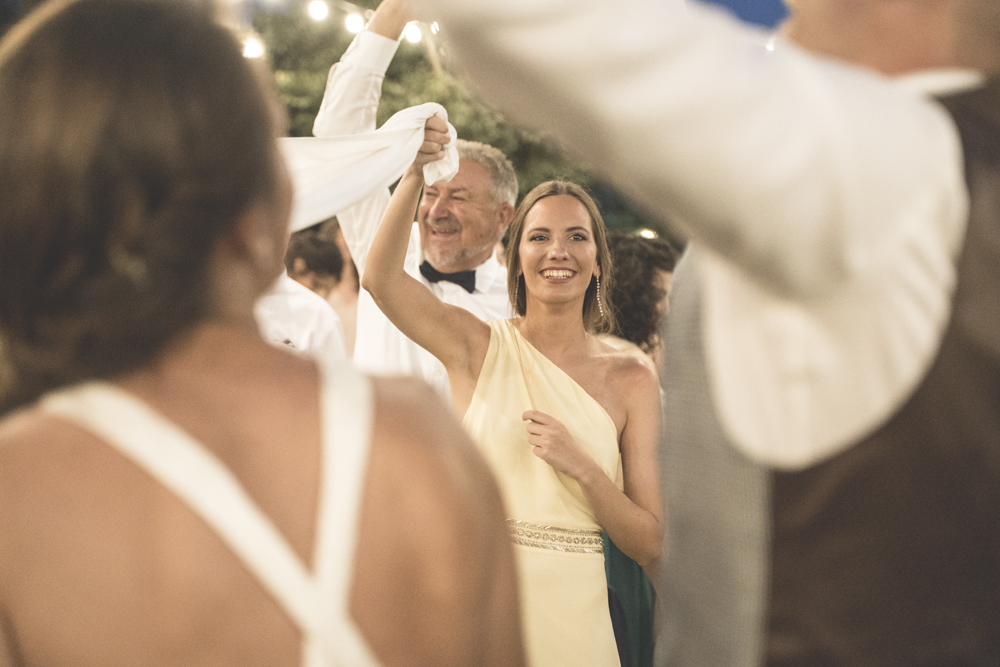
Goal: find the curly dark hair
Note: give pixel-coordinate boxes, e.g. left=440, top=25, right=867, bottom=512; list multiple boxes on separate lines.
left=0, top=0, right=282, bottom=411
left=606, top=232, right=678, bottom=353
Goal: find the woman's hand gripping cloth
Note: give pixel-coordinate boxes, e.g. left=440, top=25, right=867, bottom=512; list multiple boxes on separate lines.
left=280, top=102, right=459, bottom=233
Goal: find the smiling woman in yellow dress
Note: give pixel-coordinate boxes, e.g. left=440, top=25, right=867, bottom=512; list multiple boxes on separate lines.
left=364, top=140, right=664, bottom=667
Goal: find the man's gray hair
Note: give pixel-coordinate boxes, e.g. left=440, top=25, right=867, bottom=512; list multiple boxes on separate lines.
left=456, top=139, right=518, bottom=207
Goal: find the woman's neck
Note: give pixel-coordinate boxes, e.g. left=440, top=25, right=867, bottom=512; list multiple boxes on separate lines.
left=515, top=304, right=591, bottom=360
left=123, top=318, right=294, bottom=394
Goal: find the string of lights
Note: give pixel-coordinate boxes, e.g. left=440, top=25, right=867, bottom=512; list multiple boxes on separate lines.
left=240, top=0, right=439, bottom=60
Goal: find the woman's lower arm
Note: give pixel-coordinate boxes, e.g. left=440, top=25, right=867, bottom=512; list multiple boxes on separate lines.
left=577, top=466, right=663, bottom=566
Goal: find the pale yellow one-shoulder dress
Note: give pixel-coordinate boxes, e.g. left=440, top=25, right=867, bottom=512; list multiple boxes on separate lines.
left=463, top=319, right=622, bottom=667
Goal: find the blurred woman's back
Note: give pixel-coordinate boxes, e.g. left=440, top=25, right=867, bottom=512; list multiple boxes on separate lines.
left=0, top=1, right=523, bottom=665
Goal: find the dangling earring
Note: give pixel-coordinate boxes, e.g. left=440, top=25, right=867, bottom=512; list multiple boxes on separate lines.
left=596, top=275, right=605, bottom=318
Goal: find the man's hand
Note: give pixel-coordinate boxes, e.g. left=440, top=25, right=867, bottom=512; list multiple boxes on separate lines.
left=522, top=410, right=596, bottom=481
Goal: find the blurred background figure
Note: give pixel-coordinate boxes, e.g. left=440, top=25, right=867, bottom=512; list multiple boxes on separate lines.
left=599, top=230, right=679, bottom=667
left=322, top=219, right=361, bottom=357
left=604, top=232, right=679, bottom=371
left=0, top=0, right=524, bottom=665
left=286, top=222, right=345, bottom=301
left=254, top=265, right=348, bottom=363
left=286, top=219, right=360, bottom=357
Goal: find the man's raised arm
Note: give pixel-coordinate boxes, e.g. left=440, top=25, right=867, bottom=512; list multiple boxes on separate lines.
left=313, top=0, right=407, bottom=138
left=312, top=0, right=412, bottom=273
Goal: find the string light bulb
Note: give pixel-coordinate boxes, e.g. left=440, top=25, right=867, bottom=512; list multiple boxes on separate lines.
left=242, top=35, right=265, bottom=59
left=308, top=0, right=329, bottom=21
left=403, top=21, right=423, bottom=44
left=345, top=13, right=365, bottom=33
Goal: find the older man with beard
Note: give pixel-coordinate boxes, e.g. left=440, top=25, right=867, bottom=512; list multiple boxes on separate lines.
left=312, top=0, right=517, bottom=400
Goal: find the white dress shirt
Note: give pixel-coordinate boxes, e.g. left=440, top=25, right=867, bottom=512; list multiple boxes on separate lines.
left=415, top=0, right=978, bottom=466
left=314, top=31, right=511, bottom=398
left=255, top=273, right=348, bottom=363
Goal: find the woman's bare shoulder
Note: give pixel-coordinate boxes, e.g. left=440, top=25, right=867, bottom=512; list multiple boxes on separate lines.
left=594, top=336, right=659, bottom=387
left=0, top=406, right=106, bottom=493
left=368, top=376, right=490, bottom=476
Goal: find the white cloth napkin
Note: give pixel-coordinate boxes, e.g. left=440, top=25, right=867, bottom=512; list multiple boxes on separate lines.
left=281, top=102, right=459, bottom=233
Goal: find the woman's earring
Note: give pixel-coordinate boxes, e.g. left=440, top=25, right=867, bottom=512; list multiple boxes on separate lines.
left=596, top=275, right=605, bottom=318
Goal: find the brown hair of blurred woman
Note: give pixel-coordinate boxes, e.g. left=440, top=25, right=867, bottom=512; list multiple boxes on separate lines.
left=0, top=0, right=281, bottom=412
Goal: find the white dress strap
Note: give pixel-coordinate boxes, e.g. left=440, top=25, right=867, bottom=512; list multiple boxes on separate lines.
left=40, top=363, right=381, bottom=667
left=304, top=360, right=381, bottom=666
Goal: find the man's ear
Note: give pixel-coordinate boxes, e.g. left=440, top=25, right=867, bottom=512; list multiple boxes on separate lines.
left=497, top=202, right=516, bottom=234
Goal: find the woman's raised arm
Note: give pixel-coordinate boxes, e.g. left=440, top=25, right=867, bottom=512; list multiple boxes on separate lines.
left=360, top=120, right=491, bottom=406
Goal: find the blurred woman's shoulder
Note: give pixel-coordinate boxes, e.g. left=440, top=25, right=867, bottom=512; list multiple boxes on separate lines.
left=355, top=374, right=521, bottom=666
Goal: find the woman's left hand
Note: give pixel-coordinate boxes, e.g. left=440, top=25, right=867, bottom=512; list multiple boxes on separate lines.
left=413, top=115, right=450, bottom=167
left=522, top=410, right=595, bottom=480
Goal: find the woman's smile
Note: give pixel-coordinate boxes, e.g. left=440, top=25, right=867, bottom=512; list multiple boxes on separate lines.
left=541, top=268, right=577, bottom=280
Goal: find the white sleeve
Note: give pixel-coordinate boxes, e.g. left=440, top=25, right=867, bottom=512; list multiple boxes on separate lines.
left=312, top=30, right=400, bottom=275
left=313, top=30, right=399, bottom=137
left=416, top=0, right=967, bottom=299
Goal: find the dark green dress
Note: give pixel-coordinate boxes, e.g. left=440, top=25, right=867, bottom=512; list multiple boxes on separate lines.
left=605, top=535, right=656, bottom=667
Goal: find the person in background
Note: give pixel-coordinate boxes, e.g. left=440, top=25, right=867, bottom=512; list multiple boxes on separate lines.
left=407, top=0, right=1000, bottom=664
left=254, top=266, right=347, bottom=362
left=323, top=219, right=361, bottom=357
left=600, top=230, right=679, bottom=667
left=0, top=1, right=525, bottom=665
left=604, top=232, right=679, bottom=370
left=286, top=223, right=345, bottom=301
left=284, top=220, right=359, bottom=356
left=312, top=0, right=516, bottom=398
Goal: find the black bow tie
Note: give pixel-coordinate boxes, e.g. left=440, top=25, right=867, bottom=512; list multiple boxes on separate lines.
left=419, top=261, right=476, bottom=293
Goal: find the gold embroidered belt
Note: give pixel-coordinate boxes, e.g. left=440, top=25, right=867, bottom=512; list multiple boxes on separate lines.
left=506, top=519, right=604, bottom=554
